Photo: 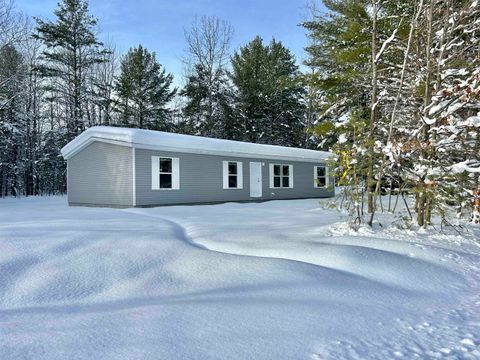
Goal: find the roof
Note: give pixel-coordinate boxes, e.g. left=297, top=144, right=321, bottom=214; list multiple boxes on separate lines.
left=61, top=126, right=332, bottom=162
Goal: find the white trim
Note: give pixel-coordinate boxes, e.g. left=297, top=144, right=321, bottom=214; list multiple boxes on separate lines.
left=269, top=164, right=274, bottom=189
left=172, top=157, right=180, bottom=190
left=237, top=162, right=243, bottom=189
left=222, top=161, right=229, bottom=189
left=288, top=165, right=294, bottom=189
left=151, top=156, right=160, bottom=190
left=132, top=147, right=136, bottom=206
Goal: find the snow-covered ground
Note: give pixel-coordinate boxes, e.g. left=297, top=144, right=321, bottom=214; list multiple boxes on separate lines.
left=1, top=197, right=479, bottom=359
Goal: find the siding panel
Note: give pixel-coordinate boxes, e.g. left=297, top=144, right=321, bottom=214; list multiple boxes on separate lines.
left=67, top=141, right=133, bottom=206
left=135, top=149, right=333, bottom=206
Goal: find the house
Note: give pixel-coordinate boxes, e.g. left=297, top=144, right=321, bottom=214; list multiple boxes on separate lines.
left=61, top=126, right=334, bottom=207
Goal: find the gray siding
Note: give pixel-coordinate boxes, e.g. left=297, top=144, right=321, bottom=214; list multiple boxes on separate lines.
left=135, top=148, right=333, bottom=206
left=67, top=141, right=133, bottom=207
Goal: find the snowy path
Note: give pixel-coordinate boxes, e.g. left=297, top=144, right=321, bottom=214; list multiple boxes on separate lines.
left=0, top=197, right=479, bottom=359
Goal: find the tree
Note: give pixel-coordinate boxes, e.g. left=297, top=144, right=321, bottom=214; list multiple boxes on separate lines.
left=90, top=41, right=118, bottom=126
left=0, top=44, right=25, bottom=196
left=115, top=45, right=176, bottom=130
left=22, top=34, right=44, bottom=196
left=231, top=36, right=305, bottom=146
left=181, top=16, right=234, bottom=138
left=0, top=0, right=28, bottom=53
left=34, top=0, right=109, bottom=141
left=303, top=0, right=480, bottom=228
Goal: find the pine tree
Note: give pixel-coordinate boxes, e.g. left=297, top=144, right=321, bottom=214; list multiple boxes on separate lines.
left=90, top=42, right=118, bottom=126
left=0, top=44, right=26, bottom=197
left=231, top=36, right=305, bottom=146
left=34, top=0, right=109, bottom=141
left=115, top=45, right=176, bottom=130
left=181, top=64, right=235, bottom=137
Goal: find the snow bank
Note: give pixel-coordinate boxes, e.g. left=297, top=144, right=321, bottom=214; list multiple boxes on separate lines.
left=0, top=197, right=479, bottom=359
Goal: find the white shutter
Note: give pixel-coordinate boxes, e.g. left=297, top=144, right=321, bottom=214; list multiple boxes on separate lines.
left=151, top=156, right=160, bottom=190
left=237, top=162, right=243, bottom=189
left=222, top=161, right=229, bottom=189
left=314, top=166, right=318, bottom=188
left=269, top=164, right=274, bottom=188
left=172, top=157, right=180, bottom=190
left=289, top=165, right=294, bottom=188
left=325, top=166, right=330, bottom=187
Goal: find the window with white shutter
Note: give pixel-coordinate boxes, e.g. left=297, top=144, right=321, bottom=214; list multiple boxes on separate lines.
left=269, top=164, right=293, bottom=188
left=151, top=156, right=180, bottom=190
left=314, top=166, right=328, bottom=188
left=222, top=161, right=243, bottom=189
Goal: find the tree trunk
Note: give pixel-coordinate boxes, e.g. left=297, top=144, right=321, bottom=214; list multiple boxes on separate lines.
left=367, top=0, right=378, bottom=224
left=417, top=1, right=434, bottom=227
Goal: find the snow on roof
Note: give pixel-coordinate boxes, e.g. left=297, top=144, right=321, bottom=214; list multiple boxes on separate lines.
left=61, top=126, right=332, bottom=162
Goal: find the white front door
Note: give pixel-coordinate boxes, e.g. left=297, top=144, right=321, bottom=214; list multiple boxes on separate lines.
left=249, top=162, right=262, bottom=198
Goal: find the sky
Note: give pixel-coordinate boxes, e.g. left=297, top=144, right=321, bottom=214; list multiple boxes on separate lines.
left=16, top=0, right=324, bottom=87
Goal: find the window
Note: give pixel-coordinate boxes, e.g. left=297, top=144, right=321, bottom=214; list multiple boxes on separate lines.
left=151, top=156, right=179, bottom=190
left=159, top=158, right=172, bottom=188
left=270, top=164, right=293, bottom=188
left=223, top=161, right=243, bottom=189
left=314, top=166, right=328, bottom=188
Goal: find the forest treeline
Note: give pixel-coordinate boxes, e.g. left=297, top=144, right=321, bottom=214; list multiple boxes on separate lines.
left=0, top=0, right=309, bottom=197
left=1, top=0, right=479, bottom=227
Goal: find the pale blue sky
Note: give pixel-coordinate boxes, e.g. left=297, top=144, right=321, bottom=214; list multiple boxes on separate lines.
left=17, top=0, right=324, bottom=86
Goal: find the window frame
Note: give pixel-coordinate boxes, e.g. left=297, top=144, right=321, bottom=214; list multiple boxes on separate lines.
left=314, top=165, right=328, bottom=188
left=151, top=156, right=180, bottom=190
left=159, top=158, right=173, bottom=189
left=269, top=163, right=293, bottom=189
left=223, top=161, right=243, bottom=189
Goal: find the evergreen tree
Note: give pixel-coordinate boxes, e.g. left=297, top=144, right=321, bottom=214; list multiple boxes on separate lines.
left=34, top=0, right=109, bottom=141
left=231, top=36, right=305, bottom=146
left=36, top=128, right=68, bottom=195
left=115, top=45, right=176, bottom=130
left=0, top=44, right=26, bottom=197
left=180, top=63, right=236, bottom=138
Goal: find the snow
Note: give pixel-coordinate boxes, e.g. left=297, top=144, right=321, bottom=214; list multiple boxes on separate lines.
left=337, top=133, right=348, bottom=144
left=1, top=196, right=480, bottom=359
left=61, top=126, right=332, bottom=162
left=375, top=28, right=398, bottom=63
left=458, top=116, right=480, bottom=128
left=450, top=160, right=480, bottom=174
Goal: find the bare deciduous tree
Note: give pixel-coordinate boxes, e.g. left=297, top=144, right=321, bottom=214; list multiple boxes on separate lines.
left=183, top=15, right=233, bottom=76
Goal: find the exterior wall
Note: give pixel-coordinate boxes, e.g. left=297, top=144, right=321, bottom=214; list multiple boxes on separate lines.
left=135, top=148, right=334, bottom=206
left=67, top=141, right=133, bottom=207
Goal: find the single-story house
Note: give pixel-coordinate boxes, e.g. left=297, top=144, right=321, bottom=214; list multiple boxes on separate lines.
left=60, top=126, right=334, bottom=207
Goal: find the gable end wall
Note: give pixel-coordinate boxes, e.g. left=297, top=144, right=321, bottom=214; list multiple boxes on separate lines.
left=67, top=141, right=133, bottom=207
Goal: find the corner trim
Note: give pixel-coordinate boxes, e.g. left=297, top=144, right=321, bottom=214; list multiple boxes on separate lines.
left=132, top=147, right=136, bottom=207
